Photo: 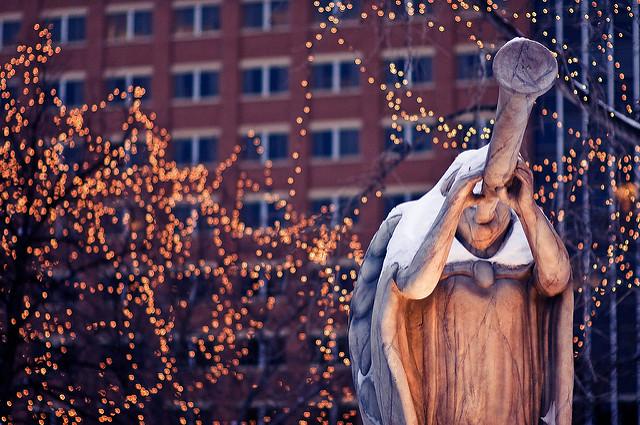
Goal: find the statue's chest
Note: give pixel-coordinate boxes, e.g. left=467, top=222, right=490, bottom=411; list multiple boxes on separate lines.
left=426, top=261, right=537, bottom=330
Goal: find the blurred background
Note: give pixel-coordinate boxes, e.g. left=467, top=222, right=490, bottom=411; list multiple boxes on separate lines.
left=0, top=1, right=639, bottom=424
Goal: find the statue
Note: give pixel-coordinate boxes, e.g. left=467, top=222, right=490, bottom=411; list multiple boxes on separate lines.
left=349, top=38, right=573, bottom=425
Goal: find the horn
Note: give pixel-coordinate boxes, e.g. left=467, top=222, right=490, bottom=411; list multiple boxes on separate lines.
left=475, top=37, right=558, bottom=224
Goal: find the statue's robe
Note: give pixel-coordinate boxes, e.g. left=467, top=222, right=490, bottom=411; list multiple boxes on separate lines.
left=397, top=259, right=573, bottom=425
left=349, top=146, right=573, bottom=425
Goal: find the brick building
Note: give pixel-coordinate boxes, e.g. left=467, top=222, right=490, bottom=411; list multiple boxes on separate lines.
left=0, top=1, right=530, bottom=423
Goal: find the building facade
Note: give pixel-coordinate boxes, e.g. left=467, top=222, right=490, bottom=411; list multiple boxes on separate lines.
left=0, top=1, right=551, bottom=424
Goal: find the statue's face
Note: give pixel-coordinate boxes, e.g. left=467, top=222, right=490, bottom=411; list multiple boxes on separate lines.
left=457, top=201, right=512, bottom=254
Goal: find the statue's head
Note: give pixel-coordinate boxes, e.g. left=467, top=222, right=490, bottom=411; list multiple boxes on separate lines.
left=439, top=146, right=513, bottom=255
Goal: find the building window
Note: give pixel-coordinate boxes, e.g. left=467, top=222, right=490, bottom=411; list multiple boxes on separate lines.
left=106, top=8, right=153, bottom=41
left=309, top=333, right=350, bottom=365
left=311, top=59, right=359, bottom=92
left=241, top=64, right=289, bottom=96
left=241, top=199, right=286, bottom=228
left=242, top=0, right=289, bottom=31
left=43, top=13, right=85, bottom=43
left=311, top=126, right=360, bottom=159
left=105, top=73, right=152, bottom=103
left=173, top=3, right=220, bottom=36
left=238, top=336, right=286, bottom=367
left=383, top=191, right=422, bottom=216
left=310, top=195, right=359, bottom=225
left=0, top=18, right=20, bottom=49
left=173, top=134, right=218, bottom=166
left=243, top=131, right=289, bottom=162
left=172, top=68, right=220, bottom=101
left=313, top=0, right=361, bottom=22
left=49, top=78, right=85, bottom=106
left=384, top=55, right=433, bottom=86
left=456, top=51, right=493, bottom=81
left=384, top=123, right=432, bottom=154
left=386, top=0, right=434, bottom=20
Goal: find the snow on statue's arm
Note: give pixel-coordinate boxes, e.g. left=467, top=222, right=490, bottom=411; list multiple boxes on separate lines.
left=393, top=166, right=482, bottom=300
left=497, top=159, right=571, bottom=297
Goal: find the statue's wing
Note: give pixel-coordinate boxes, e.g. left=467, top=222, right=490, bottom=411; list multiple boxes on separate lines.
left=348, top=212, right=402, bottom=425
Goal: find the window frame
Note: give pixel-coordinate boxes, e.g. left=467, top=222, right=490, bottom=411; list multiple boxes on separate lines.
left=382, top=47, right=435, bottom=88
left=310, top=120, right=361, bottom=161
left=0, top=14, right=21, bottom=49
left=454, top=45, right=496, bottom=83
left=171, top=63, right=221, bottom=103
left=382, top=119, right=435, bottom=156
left=309, top=190, right=360, bottom=226
left=241, top=0, right=290, bottom=32
left=41, top=9, right=87, bottom=45
left=105, top=4, right=154, bottom=42
left=172, top=1, right=221, bottom=38
left=49, top=72, right=86, bottom=106
left=310, top=54, right=361, bottom=93
left=172, top=129, right=220, bottom=166
left=241, top=194, right=288, bottom=228
left=240, top=58, right=290, bottom=98
left=240, top=126, right=290, bottom=164
left=104, top=67, right=153, bottom=105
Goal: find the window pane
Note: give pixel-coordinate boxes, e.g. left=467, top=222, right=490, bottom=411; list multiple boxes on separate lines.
left=174, top=138, right=193, bottom=165
left=201, top=5, right=221, bottom=31
left=243, top=3, right=264, bottom=29
left=64, top=80, right=84, bottom=106
left=456, top=53, right=480, bottom=80
left=336, top=196, right=358, bottom=223
left=200, top=71, right=219, bottom=97
left=383, top=194, right=407, bottom=216
left=241, top=202, right=262, bottom=228
left=197, top=136, right=217, bottom=163
left=242, top=68, right=263, bottom=95
left=266, top=202, right=285, bottom=226
left=412, top=56, right=432, bottom=84
left=310, top=197, right=334, bottom=225
left=385, top=58, right=406, bottom=85
left=270, top=0, right=289, bottom=27
left=2, top=20, right=20, bottom=47
left=173, top=73, right=194, bottom=99
left=311, top=198, right=333, bottom=215
left=131, top=76, right=152, bottom=100
left=311, top=63, right=333, bottom=90
left=339, top=129, right=359, bottom=156
left=133, top=10, right=153, bottom=36
left=384, top=126, right=408, bottom=153
left=44, top=17, right=62, bottom=42
left=342, top=0, right=361, bottom=19
left=314, top=0, right=361, bottom=21
left=311, top=131, right=332, bottom=158
left=339, top=61, right=359, bottom=88
left=106, top=13, right=127, bottom=40
left=67, top=16, right=86, bottom=42
left=411, top=126, right=432, bottom=152
left=267, top=133, right=288, bottom=160
left=268, top=66, right=288, bottom=93
left=173, top=6, right=195, bottom=34
left=243, top=136, right=262, bottom=160
left=105, top=77, right=127, bottom=102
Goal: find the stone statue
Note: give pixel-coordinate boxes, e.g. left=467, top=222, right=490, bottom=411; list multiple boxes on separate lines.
left=349, top=38, right=573, bottom=425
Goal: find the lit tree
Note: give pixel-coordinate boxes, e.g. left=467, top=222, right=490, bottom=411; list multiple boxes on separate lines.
left=310, top=1, right=640, bottom=424
left=0, top=27, right=361, bottom=425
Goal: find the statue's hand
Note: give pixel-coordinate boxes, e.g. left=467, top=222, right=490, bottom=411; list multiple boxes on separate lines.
left=446, top=166, right=484, bottom=209
left=497, top=158, right=536, bottom=215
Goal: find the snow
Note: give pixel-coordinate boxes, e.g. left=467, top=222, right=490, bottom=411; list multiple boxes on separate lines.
left=383, top=145, right=533, bottom=269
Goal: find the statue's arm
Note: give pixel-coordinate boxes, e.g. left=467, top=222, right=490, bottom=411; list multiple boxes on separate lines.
left=394, top=168, right=482, bottom=300
left=499, top=160, right=571, bottom=297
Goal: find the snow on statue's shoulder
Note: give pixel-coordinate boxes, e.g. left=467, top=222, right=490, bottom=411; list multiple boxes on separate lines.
left=383, top=145, right=533, bottom=270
